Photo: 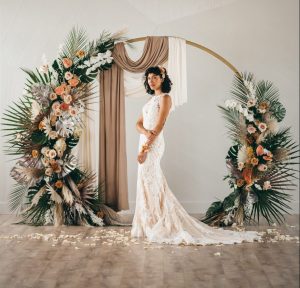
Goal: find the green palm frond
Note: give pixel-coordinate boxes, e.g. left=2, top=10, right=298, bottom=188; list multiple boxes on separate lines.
left=256, top=80, right=286, bottom=122
left=230, top=71, right=255, bottom=105
left=251, top=185, right=292, bottom=225
left=8, top=183, right=28, bottom=213
left=218, top=106, right=247, bottom=145
left=61, top=26, right=89, bottom=59
left=21, top=68, right=51, bottom=88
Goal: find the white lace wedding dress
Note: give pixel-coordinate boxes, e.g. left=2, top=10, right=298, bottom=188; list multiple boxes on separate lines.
left=130, top=93, right=262, bottom=245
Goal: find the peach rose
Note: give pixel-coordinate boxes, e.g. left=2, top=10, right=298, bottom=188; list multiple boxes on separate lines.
left=62, top=58, right=73, bottom=68
left=55, top=84, right=66, bottom=96
left=256, top=145, right=264, bottom=156
left=250, top=157, right=259, bottom=166
left=68, top=77, right=80, bottom=87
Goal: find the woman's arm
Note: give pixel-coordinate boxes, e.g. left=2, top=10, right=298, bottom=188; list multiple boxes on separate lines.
left=136, top=114, right=147, bottom=135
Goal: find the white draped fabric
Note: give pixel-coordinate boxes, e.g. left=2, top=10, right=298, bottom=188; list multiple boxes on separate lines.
left=76, top=36, right=188, bottom=185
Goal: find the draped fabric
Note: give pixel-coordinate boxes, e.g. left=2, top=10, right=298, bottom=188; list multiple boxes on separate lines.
left=123, top=37, right=188, bottom=113
left=99, top=36, right=168, bottom=211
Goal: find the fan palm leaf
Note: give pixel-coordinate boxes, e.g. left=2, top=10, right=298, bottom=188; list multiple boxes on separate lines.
left=218, top=106, right=247, bottom=145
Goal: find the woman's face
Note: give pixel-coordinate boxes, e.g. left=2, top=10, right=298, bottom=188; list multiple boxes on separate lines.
left=147, top=73, right=163, bottom=90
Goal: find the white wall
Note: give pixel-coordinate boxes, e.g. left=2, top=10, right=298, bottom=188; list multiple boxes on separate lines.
left=0, top=0, right=298, bottom=214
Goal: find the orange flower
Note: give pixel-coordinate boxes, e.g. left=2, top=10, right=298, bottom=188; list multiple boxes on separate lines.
left=60, top=102, right=69, bottom=111
left=256, top=145, right=264, bottom=156
left=32, top=149, right=39, bottom=158
left=38, top=121, right=45, bottom=130
left=55, top=84, right=66, bottom=96
left=50, top=115, right=57, bottom=126
left=68, top=77, right=80, bottom=87
left=76, top=50, right=85, bottom=58
left=62, top=58, right=73, bottom=68
left=250, top=157, right=259, bottom=166
left=263, top=155, right=273, bottom=161
left=55, top=180, right=63, bottom=189
left=246, top=146, right=254, bottom=157
left=242, top=167, right=253, bottom=186
left=236, top=179, right=245, bottom=187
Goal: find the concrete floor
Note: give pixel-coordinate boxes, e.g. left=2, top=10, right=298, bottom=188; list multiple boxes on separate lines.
left=0, top=214, right=299, bottom=288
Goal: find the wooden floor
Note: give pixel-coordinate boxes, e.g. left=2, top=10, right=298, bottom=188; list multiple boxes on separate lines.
left=0, top=214, right=299, bottom=288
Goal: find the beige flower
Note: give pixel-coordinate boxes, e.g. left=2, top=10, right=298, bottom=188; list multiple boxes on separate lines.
left=263, top=181, right=272, bottom=190
left=64, top=94, right=73, bottom=104
left=49, top=131, right=58, bottom=140
left=257, top=164, right=268, bottom=172
left=48, top=149, right=57, bottom=159
left=237, top=162, right=244, bottom=171
left=247, top=125, right=257, bottom=134
left=258, top=122, right=267, bottom=132
left=68, top=107, right=78, bottom=116
left=64, top=72, right=73, bottom=81
left=45, top=167, right=53, bottom=176
left=247, top=98, right=257, bottom=107
left=52, top=101, right=61, bottom=111
left=49, top=93, right=57, bottom=101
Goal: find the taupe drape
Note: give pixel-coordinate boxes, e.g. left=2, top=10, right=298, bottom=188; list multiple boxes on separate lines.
left=99, top=36, right=168, bottom=211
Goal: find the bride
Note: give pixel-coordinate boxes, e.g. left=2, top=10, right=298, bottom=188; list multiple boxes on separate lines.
left=130, top=65, right=262, bottom=245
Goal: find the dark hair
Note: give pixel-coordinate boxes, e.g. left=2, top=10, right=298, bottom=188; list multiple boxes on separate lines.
left=143, top=66, right=173, bottom=95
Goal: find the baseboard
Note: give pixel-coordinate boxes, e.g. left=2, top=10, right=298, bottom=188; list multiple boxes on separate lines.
left=1, top=201, right=299, bottom=215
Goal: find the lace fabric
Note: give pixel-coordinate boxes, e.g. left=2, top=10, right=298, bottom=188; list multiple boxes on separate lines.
left=130, top=94, right=262, bottom=245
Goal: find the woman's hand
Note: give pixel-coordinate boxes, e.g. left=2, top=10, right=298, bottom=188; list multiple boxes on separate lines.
left=145, top=129, right=158, bottom=145
left=137, top=151, right=147, bottom=164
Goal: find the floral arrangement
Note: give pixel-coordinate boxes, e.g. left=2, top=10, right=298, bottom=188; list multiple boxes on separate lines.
left=202, top=72, right=299, bottom=226
left=2, top=27, right=127, bottom=226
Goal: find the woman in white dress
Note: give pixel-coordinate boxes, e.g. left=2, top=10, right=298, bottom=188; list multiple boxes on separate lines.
left=130, top=65, right=262, bottom=245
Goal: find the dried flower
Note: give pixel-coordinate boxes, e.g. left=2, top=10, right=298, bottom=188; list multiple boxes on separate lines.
left=76, top=50, right=85, bottom=58
left=32, top=150, right=39, bottom=158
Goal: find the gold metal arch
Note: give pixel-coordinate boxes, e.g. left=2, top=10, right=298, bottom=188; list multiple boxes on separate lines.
left=125, top=36, right=242, bottom=78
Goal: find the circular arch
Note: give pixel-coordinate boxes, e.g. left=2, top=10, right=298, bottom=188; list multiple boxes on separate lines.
left=125, top=36, right=242, bottom=77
